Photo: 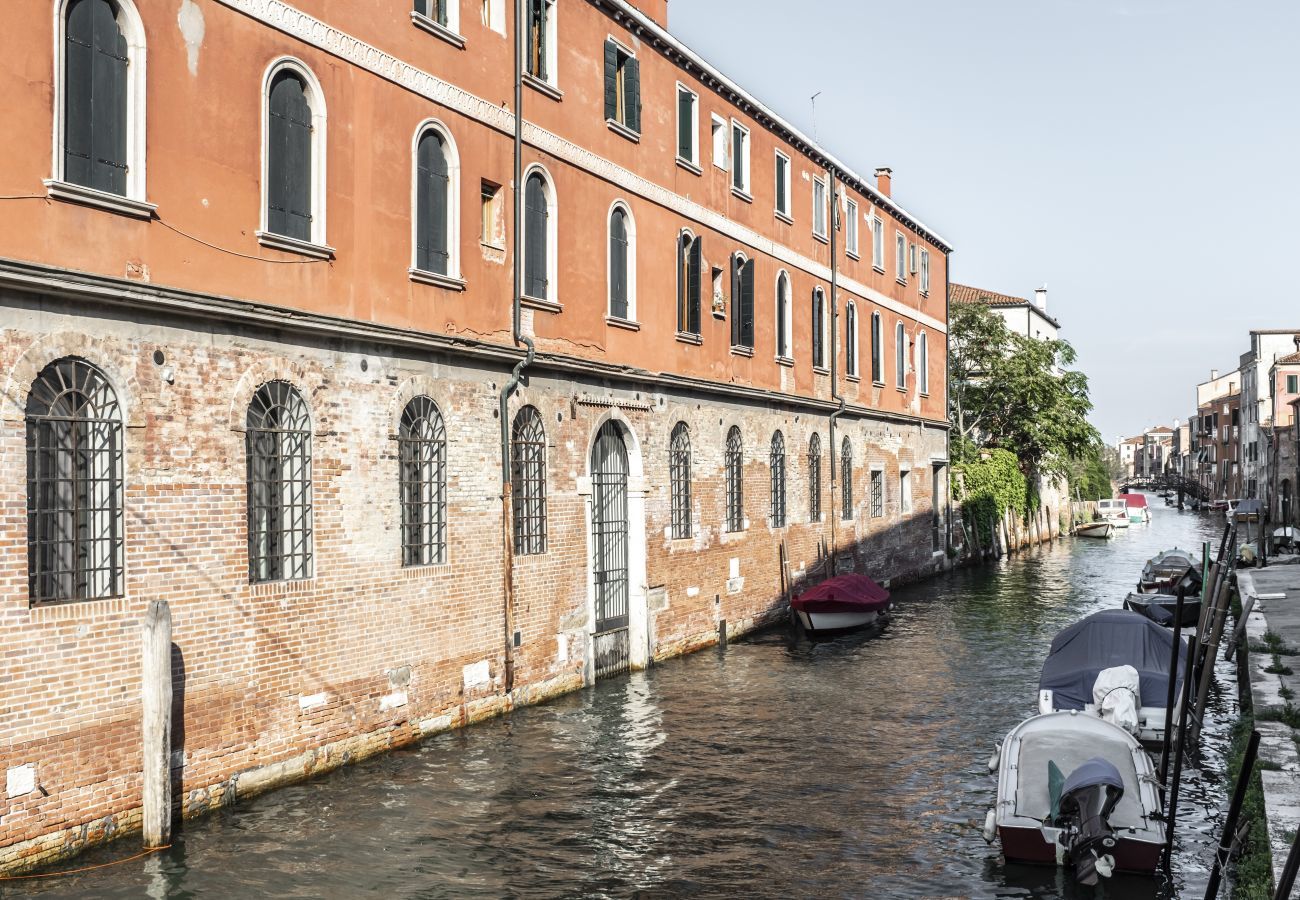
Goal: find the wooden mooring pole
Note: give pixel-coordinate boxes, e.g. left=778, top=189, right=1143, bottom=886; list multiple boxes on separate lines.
left=1163, top=622, right=1199, bottom=872
left=141, top=600, right=173, bottom=848
left=1191, top=536, right=1237, bottom=748
left=1157, top=588, right=1186, bottom=788
left=1204, top=729, right=1260, bottom=899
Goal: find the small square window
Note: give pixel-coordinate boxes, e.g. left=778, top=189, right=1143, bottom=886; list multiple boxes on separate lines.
left=481, top=181, right=504, bottom=248
left=711, top=266, right=726, bottom=316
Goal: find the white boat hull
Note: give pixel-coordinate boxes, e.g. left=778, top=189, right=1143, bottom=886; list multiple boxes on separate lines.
left=796, top=609, right=879, bottom=632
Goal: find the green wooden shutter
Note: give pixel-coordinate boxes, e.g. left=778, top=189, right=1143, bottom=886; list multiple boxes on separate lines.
left=609, top=209, right=628, bottom=319
left=64, top=0, right=129, bottom=195
left=732, top=127, right=744, bottom=191
left=268, top=72, right=313, bottom=241
left=730, top=256, right=741, bottom=346
left=63, top=0, right=95, bottom=189
left=416, top=131, right=450, bottom=274
left=625, top=56, right=641, bottom=132
left=603, top=41, right=618, bottom=122
left=741, top=259, right=755, bottom=347
left=524, top=174, right=548, bottom=299
left=688, top=237, right=702, bottom=335
left=677, top=89, right=693, bottom=160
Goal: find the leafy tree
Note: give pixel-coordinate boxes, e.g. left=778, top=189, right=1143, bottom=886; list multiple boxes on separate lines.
left=1066, top=446, right=1113, bottom=500
left=948, top=300, right=1100, bottom=480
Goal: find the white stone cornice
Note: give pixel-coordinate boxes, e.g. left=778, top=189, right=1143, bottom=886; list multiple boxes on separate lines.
left=212, top=0, right=945, bottom=335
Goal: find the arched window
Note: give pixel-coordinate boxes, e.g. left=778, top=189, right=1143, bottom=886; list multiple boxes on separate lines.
left=808, top=433, right=822, bottom=522
left=845, top=303, right=858, bottom=377
left=413, top=124, right=460, bottom=280
left=895, top=321, right=907, bottom=388
left=811, top=288, right=826, bottom=369
left=670, top=422, right=692, bottom=539
left=870, top=312, right=883, bottom=383
left=399, top=396, right=447, bottom=566
left=725, top=425, right=744, bottom=532
left=770, top=431, right=786, bottom=527
left=840, top=436, right=853, bottom=521
left=730, top=254, right=754, bottom=349
left=56, top=0, right=147, bottom=204
left=261, top=60, right=328, bottom=251
left=608, top=203, right=635, bottom=320
left=511, top=406, right=547, bottom=555
left=246, top=381, right=313, bottom=582
left=26, top=358, right=124, bottom=603
left=918, top=332, right=929, bottom=395
left=677, top=231, right=702, bottom=335
left=775, top=272, right=792, bottom=360
left=523, top=169, right=555, bottom=303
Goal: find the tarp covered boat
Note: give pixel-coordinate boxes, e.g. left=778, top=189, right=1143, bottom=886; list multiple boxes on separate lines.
left=790, top=573, right=890, bottom=634
left=1123, top=592, right=1201, bottom=628
left=1037, top=609, right=1189, bottom=745
left=1123, top=493, right=1150, bottom=524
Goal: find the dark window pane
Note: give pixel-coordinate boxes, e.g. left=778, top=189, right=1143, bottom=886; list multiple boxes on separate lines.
left=268, top=71, right=313, bottom=241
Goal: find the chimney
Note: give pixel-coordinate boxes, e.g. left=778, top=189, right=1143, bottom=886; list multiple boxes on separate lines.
left=1294, top=334, right=1300, bottom=352
left=624, top=0, right=668, bottom=27
left=874, top=167, right=893, bottom=198
left=1033, top=285, right=1048, bottom=312
left=1211, top=368, right=1219, bottom=380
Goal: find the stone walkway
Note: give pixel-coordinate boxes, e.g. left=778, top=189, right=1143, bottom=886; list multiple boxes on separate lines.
left=1238, top=561, right=1300, bottom=886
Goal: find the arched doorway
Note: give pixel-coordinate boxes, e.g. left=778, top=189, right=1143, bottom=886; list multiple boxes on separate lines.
left=590, top=420, right=631, bottom=679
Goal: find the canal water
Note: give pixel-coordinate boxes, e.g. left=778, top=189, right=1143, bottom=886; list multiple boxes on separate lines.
left=11, top=500, right=1239, bottom=899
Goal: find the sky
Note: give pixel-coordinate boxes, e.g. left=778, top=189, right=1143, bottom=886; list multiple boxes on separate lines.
left=669, top=0, right=1300, bottom=444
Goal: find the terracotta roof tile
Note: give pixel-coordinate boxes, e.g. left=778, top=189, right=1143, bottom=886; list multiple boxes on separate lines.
left=1277, top=351, right=1300, bottom=364
left=949, top=283, right=1028, bottom=308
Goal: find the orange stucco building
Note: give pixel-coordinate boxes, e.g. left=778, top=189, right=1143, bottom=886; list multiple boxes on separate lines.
left=0, top=0, right=952, bottom=871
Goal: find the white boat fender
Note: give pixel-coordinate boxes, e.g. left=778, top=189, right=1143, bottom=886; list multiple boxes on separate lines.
left=988, top=742, right=1002, bottom=774
left=982, top=809, right=996, bottom=844
left=1094, top=853, right=1115, bottom=879
left=1038, top=689, right=1054, bottom=715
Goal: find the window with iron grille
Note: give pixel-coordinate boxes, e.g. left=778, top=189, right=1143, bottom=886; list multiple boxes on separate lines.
left=670, top=422, right=692, bottom=538
left=511, top=406, right=547, bottom=554
left=725, top=425, right=743, bottom=532
left=808, top=433, right=822, bottom=522
left=870, top=469, right=884, bottom=518
left=246, top=381, right=313, bottom=582
left=399, top=396, right=447, bottom=566
left=770, top=431, right=786, bottom=527
left=840, top=436, right=853, bottom=521
left=25, top=357, right=124, bottom=604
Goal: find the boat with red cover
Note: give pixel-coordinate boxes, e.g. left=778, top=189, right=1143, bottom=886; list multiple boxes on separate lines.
left=791, top=574, right=891, bottom=633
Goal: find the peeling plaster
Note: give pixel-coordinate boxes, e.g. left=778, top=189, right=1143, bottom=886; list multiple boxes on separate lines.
left=177, top=0, right=205, bottom=76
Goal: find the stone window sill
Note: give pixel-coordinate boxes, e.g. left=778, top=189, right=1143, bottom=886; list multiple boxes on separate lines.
left=521, top=294, right=562, bottom=313
left=45, top=179, right=156, bottom=219
left=256, top=231, right=335, bottom=259
left=813, top=231, right=829, bottom=245
left=775, top=355, right=794, bottom=367
left=410, top=11, right=465, bottom=48
left=846, top=250, right=861, bottom=261
left=730, top=345, right=754, bottom=358
left=676, top=157, right=702, bottom=176
left=524, top=73, right=563, bottom=102
left=606, top=119, right=640, bottom=143
left=775, top=210, right=793, bottom=225
left=730, top=186, right=753, bottom=204
left=846, top=374, right=861, bottom=383
left=675, top=331, right=703, bottom=345
left=813, top=366, right=830, bottom=376
left=873, top=264, right=886, bottom=275
left=409, top=268, right=466, bottom=290
left=605, top=316, right=640, bottom=331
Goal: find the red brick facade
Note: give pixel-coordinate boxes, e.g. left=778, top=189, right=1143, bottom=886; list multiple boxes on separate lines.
left=0, top=0, right=951, bottom=871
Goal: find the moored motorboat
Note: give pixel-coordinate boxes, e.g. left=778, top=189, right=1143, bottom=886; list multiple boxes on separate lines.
left=1123, top=493, right=1151, bottom=524
left=1123, top=592, right=1201, bottom=628
left=1073, top=521, right=1113, bottom=539
left=1138, top=547, right=1202, bottom=596
left=790, top=573, right=890, bottom=634
left=1096, top=498, right=1130, bottom=528
left=1037, top=609, right=1189, bottom=747
left=986, top=711, right=1165, bottom=884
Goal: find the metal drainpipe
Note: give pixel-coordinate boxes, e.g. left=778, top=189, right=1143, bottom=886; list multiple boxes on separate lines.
left=498, top=0, right=535, bottom=695
left=827, top=165, right=846, bottom=563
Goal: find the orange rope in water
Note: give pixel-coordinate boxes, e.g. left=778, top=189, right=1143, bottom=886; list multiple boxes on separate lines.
left=0, top=845, right=170, bottom=880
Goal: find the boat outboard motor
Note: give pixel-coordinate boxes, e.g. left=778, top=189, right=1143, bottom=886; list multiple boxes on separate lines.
left=1053, top=757, right=1125, bottom=885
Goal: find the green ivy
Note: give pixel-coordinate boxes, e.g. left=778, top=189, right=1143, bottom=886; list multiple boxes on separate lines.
left=952, top=449, right=1034, bottom=543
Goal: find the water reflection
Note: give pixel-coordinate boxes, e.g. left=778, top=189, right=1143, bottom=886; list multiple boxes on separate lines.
left=13, top=500, right=1235, bottom=899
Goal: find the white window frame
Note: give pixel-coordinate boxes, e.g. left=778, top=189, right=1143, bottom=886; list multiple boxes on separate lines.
left=521, top=162, right=559, bottom=306
left=47, top=0, right=153, bottom=218
left=257, top=57, right=332, bottom=257
left=845, top=198, right=859, bottom=258
left=895, top=320, right=907, bottom=389
left=730, top=119, right=751, bottom=198
left=900, top=469, right=912, bottom=513
left=920, top=248, right=930, bottom=295
left=845, top=301, right=859, bottom=378
left=895, top=231, right=907, bottom=284
left=774, top=270, right=793, bottom=361
left=812, top=176, right=828, bottom=241
left=872, top=216, right=885, bottom=272
left=918, top=331, right=929, bottom=396
left=676, top=82, right=700, bottom=171
left=711, top=114, right=728, bottom=170
left=481, top=0, right=505, bottom=34
left=411, top=0, right=465, bottom=48
left=409, top=119, right=464, bottom=288
left=603, top=35, right=639, bottom=139
left=774, top=150, right=792, bottom=222
left=524, top=0, right=559, bottom=90
left=606, top=199, right=637, bottom=322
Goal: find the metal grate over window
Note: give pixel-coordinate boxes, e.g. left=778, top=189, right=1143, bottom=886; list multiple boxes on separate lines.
left=808, top=433, right=822, bottom=522
left=399, top=396, right=447, bottom=566
left=25, top=357, right=124, bottom=604
left=841, top=436, right=853, bottom=521
left=871, top=469, right=884, bottom=518
left=246, top=381, right=313, bottom=582
left=669, top=422, right=692, bottom=539
left=725, top=425, right=743, bottom=532
left=770, top=431, right=786, bottom=527
left=511, top=406, right=547, bottom=555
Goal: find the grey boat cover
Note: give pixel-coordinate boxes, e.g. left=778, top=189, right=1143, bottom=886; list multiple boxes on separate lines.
left=1062, top=757, right=1125, bottom=799
left=1040, top=610, right=1189, bottom=710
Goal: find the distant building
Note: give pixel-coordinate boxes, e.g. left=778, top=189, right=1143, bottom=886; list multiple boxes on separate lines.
left=1193, top=369, right=1241, bottom=502
left=1239, top=331, right=1300, bottom=500
left=1134, top=427, right=1173, bottom=479
left=1267, top=346, right=1300, bottom=524
left=950, top=283, right=1059, bottom=342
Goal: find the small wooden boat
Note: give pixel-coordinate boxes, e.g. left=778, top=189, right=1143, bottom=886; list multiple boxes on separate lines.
left=986, top=711, right=1165, bottom=884
left=1073, top=521, right=1113, bottom=539
left=1138, top=548, right=1201, bottom=596
left=1123, top=592, right=1201, bottom=628
left=1123, top=493, right=1150, bottom=524
left=791, top=573, right=890, bottom=634
left=1037, top=609, right=1189, bottom=747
